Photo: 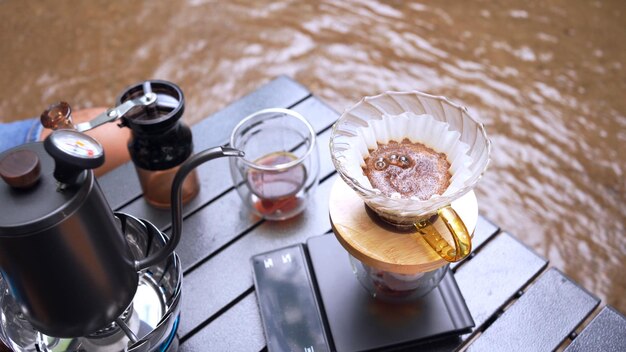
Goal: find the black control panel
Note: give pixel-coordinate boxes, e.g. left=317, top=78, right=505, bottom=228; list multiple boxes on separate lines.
left=252, top=234, right=474, bottom=352
left=252, top=244, right=331, bottom=352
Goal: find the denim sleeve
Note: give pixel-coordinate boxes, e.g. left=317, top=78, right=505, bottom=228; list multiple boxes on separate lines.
left=0, top=118, right=43, bottom=153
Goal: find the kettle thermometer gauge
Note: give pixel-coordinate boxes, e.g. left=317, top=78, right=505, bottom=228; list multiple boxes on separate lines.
left=48, top=130, right=104, bottom=160
left=44, top=130, right=105, bottom=185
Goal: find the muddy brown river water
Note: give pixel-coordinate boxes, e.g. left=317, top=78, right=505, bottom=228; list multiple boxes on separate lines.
left=1, top=1, right=624, bottom=314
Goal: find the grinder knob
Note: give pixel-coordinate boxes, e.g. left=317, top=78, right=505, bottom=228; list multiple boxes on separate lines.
left=0, top=149, right=41, bottom=189
left=40, top=101, right=75, bottom=130
left=43, top=129, right=104, bottom=185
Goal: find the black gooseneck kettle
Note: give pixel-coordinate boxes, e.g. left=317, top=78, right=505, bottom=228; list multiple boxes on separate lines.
left=0, top=86, right=242, bottom=338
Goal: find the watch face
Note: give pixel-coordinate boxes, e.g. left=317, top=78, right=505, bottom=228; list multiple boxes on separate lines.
left=50, top=130, right=103, bottom=159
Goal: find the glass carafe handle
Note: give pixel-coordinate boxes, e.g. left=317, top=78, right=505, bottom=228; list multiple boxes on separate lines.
left=414, top=205, right=472, bottom=262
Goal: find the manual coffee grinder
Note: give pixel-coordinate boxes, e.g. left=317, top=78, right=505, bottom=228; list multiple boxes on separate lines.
left=0, top=83, right=242, bottom=351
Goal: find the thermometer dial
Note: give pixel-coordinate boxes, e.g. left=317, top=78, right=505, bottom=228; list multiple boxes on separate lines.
left=44, top=130, right=105, bottom=184
left=50, top=130, right=103, bottom=160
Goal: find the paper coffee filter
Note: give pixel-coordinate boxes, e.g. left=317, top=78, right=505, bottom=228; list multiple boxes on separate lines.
left=341, top=112, right=473, bottom=201
left=330, top=90, right=491, bottom=222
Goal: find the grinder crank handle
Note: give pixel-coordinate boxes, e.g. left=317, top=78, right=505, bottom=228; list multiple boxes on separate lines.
left=40, top=93, right=158, bottom=133
left=134, top=145, right=244, bottom=270
left=74, top=93, right=157, bottom=132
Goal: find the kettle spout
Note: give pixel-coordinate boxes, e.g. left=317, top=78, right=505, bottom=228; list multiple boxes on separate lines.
left=220, top=146, right=245, bottom=158
left=134, top=144, right=244, bottom=270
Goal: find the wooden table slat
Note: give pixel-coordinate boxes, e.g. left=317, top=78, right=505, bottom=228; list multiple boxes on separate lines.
left=454, top=232, right=548, bottom=333
left=98, top=162, right=142, bottom=210
left=564, top=306, right=626, bottom=352
left=99, top=75, right=311, bottom=211
left=467, top=268, right=600, bottom=352
left=179, top=292, right=266, bottom=352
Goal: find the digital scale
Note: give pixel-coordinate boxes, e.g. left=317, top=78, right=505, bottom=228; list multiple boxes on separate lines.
left=252, top=233, right=474, bottom=352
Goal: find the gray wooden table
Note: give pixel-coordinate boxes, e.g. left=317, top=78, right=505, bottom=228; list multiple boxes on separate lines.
left=100, top=76, right=626, bottom=352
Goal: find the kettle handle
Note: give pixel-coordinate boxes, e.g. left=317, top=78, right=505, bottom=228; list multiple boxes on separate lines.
left=134, top=145, right=244, bottom=270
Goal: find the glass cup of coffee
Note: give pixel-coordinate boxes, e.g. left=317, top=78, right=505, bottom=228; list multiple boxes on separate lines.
left=229, top=108, right=320, bottom=221
left=329, top=91, right=490, bottom=299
